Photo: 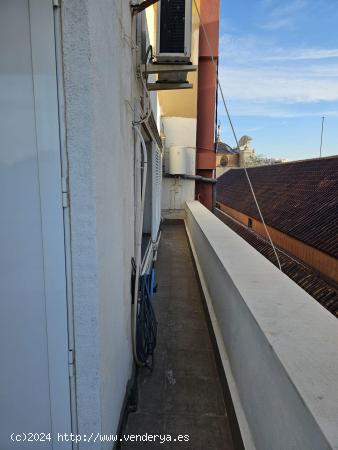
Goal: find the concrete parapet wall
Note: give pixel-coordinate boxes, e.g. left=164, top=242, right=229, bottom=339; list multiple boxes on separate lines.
left=185, top=200, right=338, bottom=450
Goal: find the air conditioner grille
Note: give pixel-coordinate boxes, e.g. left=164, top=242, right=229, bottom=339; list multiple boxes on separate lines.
left=160, top=0, right=185, bottom=54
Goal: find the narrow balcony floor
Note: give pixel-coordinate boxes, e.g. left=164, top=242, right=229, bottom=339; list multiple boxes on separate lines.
left=123, top=221, right=234, bottom=449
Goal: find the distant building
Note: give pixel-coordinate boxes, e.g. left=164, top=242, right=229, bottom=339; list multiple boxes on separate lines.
left=216, top=127, right=288, bottom=176
left=215, top=128, right=261, bottom=177
left=216, top=156, right=338, bottom=290
left=216, top=141, right=239, bottom=177
left=215, top=134, right=257, bottom=176
left=237, top=135, right=256, bottom=167
left=215, top=124, right=238, bottom=176
left=235, top=135, right=288, bottom=167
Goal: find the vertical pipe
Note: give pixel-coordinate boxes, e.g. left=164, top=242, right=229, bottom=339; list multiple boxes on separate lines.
left=195, top=0, right=220, bottom=210
left=132, top=126, right=148, bottom=366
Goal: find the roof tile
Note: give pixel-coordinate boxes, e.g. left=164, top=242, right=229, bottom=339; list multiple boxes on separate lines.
left=216, top=157, right=338, bottom=258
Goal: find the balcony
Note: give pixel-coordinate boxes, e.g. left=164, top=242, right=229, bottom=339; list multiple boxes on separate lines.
left=123, top=201, right=338, bottom=449
left=123, top=219, right=235, bottom=449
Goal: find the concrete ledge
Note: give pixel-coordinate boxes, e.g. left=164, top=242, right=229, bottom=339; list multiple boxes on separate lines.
left=185, top=201, right=338, bottom=450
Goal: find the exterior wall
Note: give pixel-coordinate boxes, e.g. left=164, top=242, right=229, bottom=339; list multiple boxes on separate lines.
left=159, top=2, right=201, bottom=217
left=145, top=4, right=161, bottom=123
left=218, top=202, right=338, bottom=284
left=162, top=117, right=196, bottom=215
left=216, top=166, right=229, bottom=178
left=216, top=154, right=239, bottom=177
left=157, top=0, right=200, bottom=118
left=0, top=2, right=72, bottom=446
left=186, top=201, right=338, bottom=450
left=216, top=154, right=239, bottom=167
left=61, top=1, right=147, bottom=445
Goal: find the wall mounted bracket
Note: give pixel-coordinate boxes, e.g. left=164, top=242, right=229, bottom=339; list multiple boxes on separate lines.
left=140, top=63, right=197, bottom=75
left=141, top=63, right=197, bottom=91
left=147, top=82, right=193, bottom=91
left=130, top=0, right=160, bottom=14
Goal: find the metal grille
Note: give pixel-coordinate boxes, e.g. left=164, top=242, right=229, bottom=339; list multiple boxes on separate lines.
left=160, top=0, right=185, bottom=54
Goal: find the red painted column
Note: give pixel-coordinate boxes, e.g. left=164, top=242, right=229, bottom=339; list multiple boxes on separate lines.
left=196, top=0, right=220, bottom=210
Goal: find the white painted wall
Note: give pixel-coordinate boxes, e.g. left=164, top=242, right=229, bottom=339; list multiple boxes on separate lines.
left=186, top=201, right=338, bottom=450
left=0, top=2, right=72, bottom=448
left=161, top=117, right=196, bottom=215
left=61, top=1, right=149, bottom=446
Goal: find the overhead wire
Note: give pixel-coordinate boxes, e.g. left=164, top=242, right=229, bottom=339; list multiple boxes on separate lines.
left=193, top=0, right=282, bottom=271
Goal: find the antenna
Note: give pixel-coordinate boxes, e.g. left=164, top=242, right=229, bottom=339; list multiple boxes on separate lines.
left=320, top=116, right=325, bottom=158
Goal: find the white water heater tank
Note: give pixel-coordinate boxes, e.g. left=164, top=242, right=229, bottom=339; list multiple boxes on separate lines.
left=169, top=146, right=187, bottom=175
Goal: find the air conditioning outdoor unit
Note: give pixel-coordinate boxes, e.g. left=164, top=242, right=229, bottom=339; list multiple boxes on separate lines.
left=156, top=0, right=192, bottom=63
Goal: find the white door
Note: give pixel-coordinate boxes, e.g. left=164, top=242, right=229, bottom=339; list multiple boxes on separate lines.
left=0, top=1, right=72, bottom=448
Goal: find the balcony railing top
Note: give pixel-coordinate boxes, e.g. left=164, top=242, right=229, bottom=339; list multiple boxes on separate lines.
left=185, top=200, right=338, bottom=450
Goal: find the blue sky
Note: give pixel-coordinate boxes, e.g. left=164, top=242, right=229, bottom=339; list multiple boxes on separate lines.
left=218, top=0, right=338, bottom=160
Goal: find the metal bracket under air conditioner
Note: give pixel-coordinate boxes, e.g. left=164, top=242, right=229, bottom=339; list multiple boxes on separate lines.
left=147, top=82, right=193, bottom=91
left=141, top=63, right=197, bottom=91
left=130, top=0, right=160, bottom=13
left=140, top=64, right=197, bottom=75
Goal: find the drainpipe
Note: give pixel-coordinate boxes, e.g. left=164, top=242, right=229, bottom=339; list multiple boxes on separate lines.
left=196, top=0, right=220, bottom=210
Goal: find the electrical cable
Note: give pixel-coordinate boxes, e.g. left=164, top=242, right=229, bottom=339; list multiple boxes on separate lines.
left=136, top=272, right=157, bottom=369
left=131, top=43, right=159, bottom=367
left=133, top=46, right=154, bottom=126
left=132, top=125, right=148, bottom=366
left=133, top=73, right=152, bottom=126
left=193, top=0, right=282, bottom=271
left=132, top=125, right=158, bottom=368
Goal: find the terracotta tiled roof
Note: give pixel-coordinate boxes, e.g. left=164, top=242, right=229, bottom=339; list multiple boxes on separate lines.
left=216, top=156, right=338, bottom=258
left=215, top=209, right=338, bottom=318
